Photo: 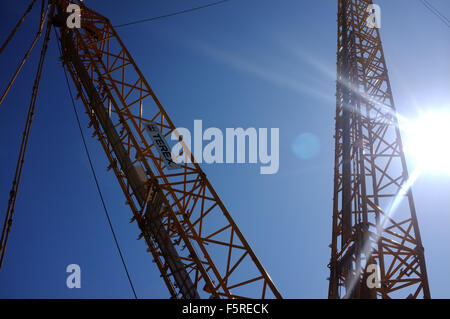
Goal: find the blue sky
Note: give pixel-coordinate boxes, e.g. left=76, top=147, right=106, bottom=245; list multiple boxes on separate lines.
left=0, top=0, right=449, bottom=298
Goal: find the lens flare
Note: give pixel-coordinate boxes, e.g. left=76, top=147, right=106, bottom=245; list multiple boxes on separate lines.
left=402, top=111, right=450, bottom=174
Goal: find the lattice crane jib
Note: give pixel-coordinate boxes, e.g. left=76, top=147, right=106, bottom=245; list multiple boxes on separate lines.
left=51, top=1, right=281, bottom=299
left=329, top=0, right=430, bottom=299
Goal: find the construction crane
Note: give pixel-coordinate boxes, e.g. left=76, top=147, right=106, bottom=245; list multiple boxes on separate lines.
left=328, top=0, right=430, bottom=299
left=0, top=0, right=281, bottom=299
left=0, top=0, right=435, bottom=300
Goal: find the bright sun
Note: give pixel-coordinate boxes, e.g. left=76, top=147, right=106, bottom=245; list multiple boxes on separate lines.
left=402, top=111, right=450, bottom=175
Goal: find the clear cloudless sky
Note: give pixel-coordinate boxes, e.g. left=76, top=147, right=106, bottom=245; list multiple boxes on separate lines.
left=0, top=0, right=449, bottom=298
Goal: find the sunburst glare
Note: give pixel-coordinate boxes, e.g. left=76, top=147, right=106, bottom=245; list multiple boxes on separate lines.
left=401, top=110, right=450, bottom=175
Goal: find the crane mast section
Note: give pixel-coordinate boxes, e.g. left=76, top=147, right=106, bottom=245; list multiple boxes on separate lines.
left=56, top=1, right=281, bottom=299
left=329, top=0, right=430, bottom=299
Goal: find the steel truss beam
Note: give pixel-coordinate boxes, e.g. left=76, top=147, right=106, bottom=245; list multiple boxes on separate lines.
left=328, top=0, right=430, bottom=299
left=55, top=0, right=281, bottom=299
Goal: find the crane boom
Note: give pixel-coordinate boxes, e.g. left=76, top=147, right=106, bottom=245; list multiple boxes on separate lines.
left=54, top=0, right=281, bottom=299
left=329, top=0, right=430, bottom=299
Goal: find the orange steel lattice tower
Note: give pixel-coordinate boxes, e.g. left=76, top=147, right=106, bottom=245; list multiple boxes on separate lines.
left=53, top=1, right=281, bottom=299
left=328, top=0, right=430, bottom=299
